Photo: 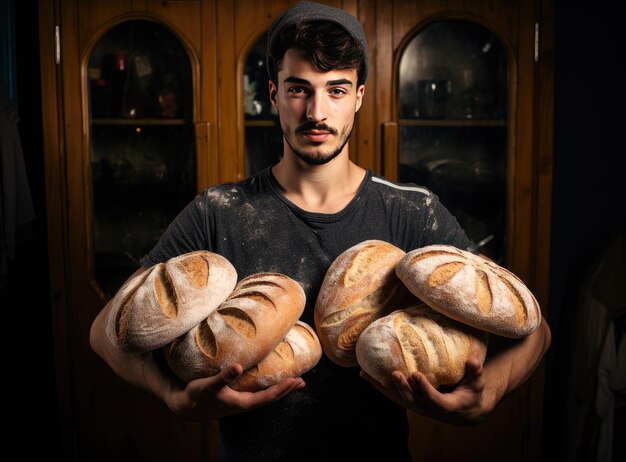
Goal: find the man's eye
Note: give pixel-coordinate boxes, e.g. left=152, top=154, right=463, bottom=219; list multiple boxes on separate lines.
left=330, top=88, right=347, bottom=96
left=288, top=87, right=306, bottom=94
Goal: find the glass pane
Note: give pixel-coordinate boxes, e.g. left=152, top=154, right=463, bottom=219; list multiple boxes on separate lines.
left=399, top=20, right=506, bottom=120
left=243, top=34, right=282, bottom=177
left=398, top=20, right=508, bottom=263
left=88, top=20, right=196, bottom=297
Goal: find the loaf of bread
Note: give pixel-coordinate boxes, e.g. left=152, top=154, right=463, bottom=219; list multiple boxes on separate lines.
left=231, top=321, right=322, bottom=392
left=356, top=304, right=489, bottom=388
left=396, top=245, right=541, bottom=338
left=105, top=250, right=238, bottom=352
left=314, top=240, right=417, bottom=367
left=164, top=272, right=306, bottom=382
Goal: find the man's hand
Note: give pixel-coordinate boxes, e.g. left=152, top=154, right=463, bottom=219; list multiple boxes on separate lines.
left=360, top=358, right=492, bottom=426
left=166, top=363, right=306, bottom=421
left=359, top=317, right=551, bottom=426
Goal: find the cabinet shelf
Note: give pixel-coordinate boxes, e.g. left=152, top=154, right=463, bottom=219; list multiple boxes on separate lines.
left=92, top=118, right=188, bottom=126
left=398, top=118, right=506, bottom=127
left=244, top=118, right=276, bottom=127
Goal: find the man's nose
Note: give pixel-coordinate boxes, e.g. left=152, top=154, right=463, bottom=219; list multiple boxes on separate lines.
left=306, top=92, right=327, bottom=122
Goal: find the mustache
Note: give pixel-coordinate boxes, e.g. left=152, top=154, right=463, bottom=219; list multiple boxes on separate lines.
left=295, top=122, right=338, bottom=136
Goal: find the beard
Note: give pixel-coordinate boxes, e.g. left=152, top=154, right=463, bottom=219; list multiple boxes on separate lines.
left=281, top=119, right=354, bottom=165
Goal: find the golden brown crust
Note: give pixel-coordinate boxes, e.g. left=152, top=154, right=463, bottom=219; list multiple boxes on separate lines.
left=355, top=304, right=489, bottom=388
left=106, top=251, right=238, bottom=352
left=396, top=245, right=541, bottom=338
left=314, top=240, right=417, bottom=367
left=231, top=321, right=322, bottom=391
left=164, top=272, right=306, bottom=382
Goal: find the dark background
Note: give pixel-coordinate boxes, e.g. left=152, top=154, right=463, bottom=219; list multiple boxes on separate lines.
left=1, top=0, right=625, bottom=460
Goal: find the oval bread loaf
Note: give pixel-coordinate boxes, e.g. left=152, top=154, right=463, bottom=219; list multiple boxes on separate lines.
left=396, top=245, right=541, bottom=338
left=105, top=250, right=237, bottom=352
left=164, top=272, right=306, bottom=382
left=314, top=240, right=417, bottom=367
left=231, top=321, right=322, bottom=392
left=356, top=304, right=489, bottom=388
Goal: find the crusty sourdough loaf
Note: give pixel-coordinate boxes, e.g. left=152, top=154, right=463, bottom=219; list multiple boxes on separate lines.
left=396, top=245, right=541, bottom=338
left=314, top=240, right=417, bottom=367
left=356, top=304, right=489, bottom=388
left=164, top=272, right=306, bottom=382
left=105, top=250, right=237, bottom=352
left=230, top=321, right=322, bottom=392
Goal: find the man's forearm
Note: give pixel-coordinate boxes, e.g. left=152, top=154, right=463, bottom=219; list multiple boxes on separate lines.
left=89, top=303, right=177, bottom=407
left=481, top=316, right=551, bottom=412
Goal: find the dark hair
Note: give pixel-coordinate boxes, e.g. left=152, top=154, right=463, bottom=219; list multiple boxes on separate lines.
left=267, top=20, right=365, bottom=86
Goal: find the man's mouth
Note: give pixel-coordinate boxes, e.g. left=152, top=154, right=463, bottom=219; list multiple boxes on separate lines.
left=303, top=131, right=331, bottom=142
left=296, top=123, right=337, bottom=143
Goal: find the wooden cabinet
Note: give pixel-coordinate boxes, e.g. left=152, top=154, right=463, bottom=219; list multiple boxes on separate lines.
left=39, top=1, right=220, bottom=460
left=39, top=1, right=553, bottom=461
left=364, top=2, right=554, bottom=461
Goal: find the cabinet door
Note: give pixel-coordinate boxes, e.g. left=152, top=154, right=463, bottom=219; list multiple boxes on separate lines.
left=41, top=1, right=219, bottom=460
left=88, top=19, right=197, bottom=299
left=396, top=19, right=508, bottom=263
left=373, top=1, right=551, bottom=461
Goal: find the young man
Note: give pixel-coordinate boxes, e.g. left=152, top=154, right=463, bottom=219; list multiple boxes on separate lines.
left=90, top=2, right=551, bottom=461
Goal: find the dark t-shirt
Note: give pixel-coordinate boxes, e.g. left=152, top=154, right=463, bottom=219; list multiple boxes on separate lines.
left=142, top=167, right=476, bottom=462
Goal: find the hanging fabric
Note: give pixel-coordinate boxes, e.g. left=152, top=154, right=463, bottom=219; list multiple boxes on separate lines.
left=0, top=85, right=36, bottom=288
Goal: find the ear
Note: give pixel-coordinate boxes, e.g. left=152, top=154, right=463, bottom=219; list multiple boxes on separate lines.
left=355, top=84, right=365, bottom=112
left=269, top=80, right=278, bottom=107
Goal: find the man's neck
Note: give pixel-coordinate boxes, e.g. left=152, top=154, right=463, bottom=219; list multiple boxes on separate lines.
left=271, top=152, right=366, bottom=214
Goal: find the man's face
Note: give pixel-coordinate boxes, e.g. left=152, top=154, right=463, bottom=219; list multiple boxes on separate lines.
left=269, top=48, right=365, bottom=165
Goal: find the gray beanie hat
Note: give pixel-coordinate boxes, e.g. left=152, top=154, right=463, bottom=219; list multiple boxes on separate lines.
left=267, top=1, right=368, bottom=84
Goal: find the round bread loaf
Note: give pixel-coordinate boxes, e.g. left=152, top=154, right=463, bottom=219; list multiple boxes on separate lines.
left=356, top=304, right=489, bottom=388
left=164, top=272, right=306, bottom=382
left=231, top=321, right=322, bottom=392
left=105, top=250, right=237, bottom=352
left=396, top=245, right=541, bottom=338
left=314, top=240, right=417, bottom=367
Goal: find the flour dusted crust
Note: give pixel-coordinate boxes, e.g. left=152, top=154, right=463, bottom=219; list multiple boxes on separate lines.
left=105, top=250, right=238, bottom=352
left=396, top=245, right=541, bottom=338
left=356, top=304, right=489, bottom=388
left=314, top=240, right=417, bottom=367
left=231, top=321, right=322, bottom=392
left=164, top=272, right=306, bottom=382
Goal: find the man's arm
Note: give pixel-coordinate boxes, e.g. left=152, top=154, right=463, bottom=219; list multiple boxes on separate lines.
left=89, top=268, right=305, bottom=421
left=360, top=315, right=551, bottom=425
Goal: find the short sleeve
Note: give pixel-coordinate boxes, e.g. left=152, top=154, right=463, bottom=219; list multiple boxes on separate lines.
left=139, top=192, right=211, bottom=267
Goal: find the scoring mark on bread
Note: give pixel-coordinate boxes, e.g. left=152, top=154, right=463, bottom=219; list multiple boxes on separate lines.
left=409, top=249, right=456, bottom=267
left=428, top=261, right=465, bottom=288
left=196, top=322, right=218, bottom=358
left=394, top=310, right=468, bottom=384
left=155, top=265, right=178, bottom=319
left=294, top=322, right=316, bottom=343
left=397, top=321, right=426, bottom=373
left=338, top=320, right=369, bottom=352
left=176, top=254, right=210, bottom=288
left=230, top=289, right=278, bottom=312
left=238, top=278, right=283, bottom=292
left=475, top=269, right=493, bottom=314
left=217, top=307, right=257, bottom=339
left=396, top=315, right=446, bottom=374
left=274, top=338, right=295, bottom=362
left=343, top=244, right=384, bottom=287
left=114, top=269, right=153, bottom=341
left=115, top=294, right=134, bottom=342
left=321, top=281, right=400, bottom=327
left=500, top=278, right=528, bottom=326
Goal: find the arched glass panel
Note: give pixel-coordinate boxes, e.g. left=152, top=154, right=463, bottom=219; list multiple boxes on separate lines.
left=398, top=19, right=508, bottom=263
left=243, top=34, right=282, bottom=177
left=87, top=20, right=195, bottom=297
